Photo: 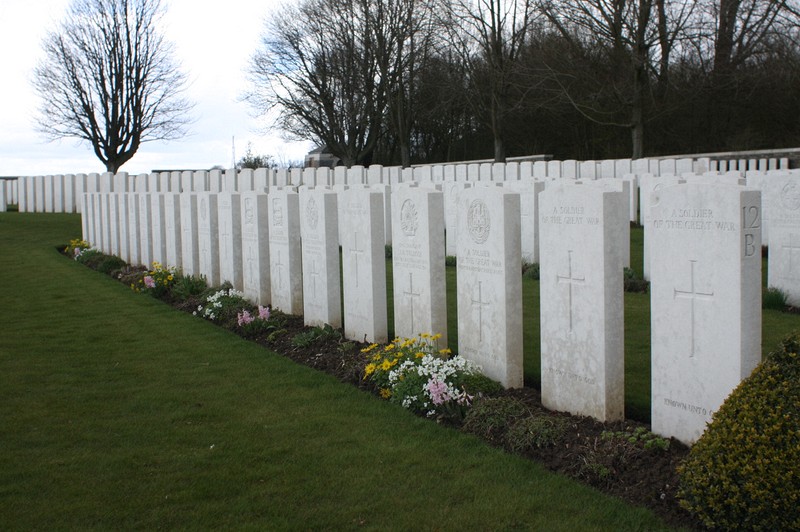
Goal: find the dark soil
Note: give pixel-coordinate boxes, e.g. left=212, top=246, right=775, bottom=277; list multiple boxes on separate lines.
left=67, top=250, right=702, bottom=530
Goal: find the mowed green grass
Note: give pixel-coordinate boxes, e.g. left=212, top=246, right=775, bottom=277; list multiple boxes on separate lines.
left=0, top=212, right=671, bottom=530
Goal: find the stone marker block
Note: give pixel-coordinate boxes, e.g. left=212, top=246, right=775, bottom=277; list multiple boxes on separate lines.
left=340, top=187, right=388, bottom=343
left=456, top=185, right=522, bottom=388
left=150, top=194, right=167, bottom=266
left=197, top=193, right=220, bottom=286
left=240, top=192, right=271, bottom=306
left=650, top=183, right=762, bottom=445
left=180, top=194, right=200, bottom=277
left=268, top=189, right=303, bottom=314
left=217, top=192, right=243, bottom=290
left=502, top=180, right=545, bottom=264
left=539, top=181, right=626, bottom=422
left=299, top=187, right=341, bottom=328
left=163, top=194, right=182, bottom=270
left=766, top=172, right=800, bottom=305
left=391, top=184, right=447, bottom=343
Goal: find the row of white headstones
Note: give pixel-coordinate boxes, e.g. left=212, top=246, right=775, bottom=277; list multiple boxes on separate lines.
left=77, top=165, right=788, bottom=446
left=9, top=149, right=790, bottom=215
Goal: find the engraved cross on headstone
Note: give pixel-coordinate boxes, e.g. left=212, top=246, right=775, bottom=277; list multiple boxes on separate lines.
left=471, top=280, right=491, bottom=342
left=309, top=257, right=321, bottom=300
left=245, top=244, right=257, bottom=281
left=403, top=272, right=422, bottom=334
left=350, top=232, right=365, bottom=287
left=557, top=250, right=585, bottom=332
left=782, top=233, right=800, bottom=280
left=272, top=249, right=284, bottom=290
left=674, top=259, right=714, bottom=358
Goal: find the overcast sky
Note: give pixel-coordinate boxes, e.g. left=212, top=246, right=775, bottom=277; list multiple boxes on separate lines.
left=0, top=0, right=312, bottom=177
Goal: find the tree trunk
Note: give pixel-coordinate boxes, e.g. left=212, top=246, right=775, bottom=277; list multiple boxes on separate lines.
left=494, top=136, right=506, bottom=163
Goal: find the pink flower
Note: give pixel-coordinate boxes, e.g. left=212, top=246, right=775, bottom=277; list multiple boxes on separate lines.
left=258, top=305, right=270, bottom=321
left=426, top=378, right=451, bottom=406
left=237, top=310, right=254, bottom=327
left=143, top=275, right=156, bottom=289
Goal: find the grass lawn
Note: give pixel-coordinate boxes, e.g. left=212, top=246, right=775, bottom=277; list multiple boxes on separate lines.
left=0, top=212, right=672, bottom=529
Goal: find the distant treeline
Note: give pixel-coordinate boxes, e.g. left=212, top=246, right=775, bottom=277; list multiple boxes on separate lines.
left=246, top=0, right=800, bottom=167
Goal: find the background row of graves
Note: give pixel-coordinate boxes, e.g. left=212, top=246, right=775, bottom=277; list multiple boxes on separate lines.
left=75, top=165, right=788, bottom=448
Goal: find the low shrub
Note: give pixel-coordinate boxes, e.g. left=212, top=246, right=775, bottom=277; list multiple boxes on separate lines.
left=506, top=414, right=569, bottom=452
left=445, top=255, right=457, bottom=267
left=522, top=262, right=540, bottom=280
left=292, top=324, right=342, bottom=348
left=677, top=333, right=800, bottom=530
left=763, top=286, right=788, bottom=311
left=171, top=274, right=208, bottom=300
left=622, top=267, right=649, bottom=293
left=461, top=396, right=529, bottom=445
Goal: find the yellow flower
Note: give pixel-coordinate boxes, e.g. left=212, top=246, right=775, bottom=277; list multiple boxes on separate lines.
left=360, top=343, right=379, bottom=353
left=439, top=348, right=452, bottom=355
left=167, top=275, right=174, bottom=281
left=415, top=352, right=425, bottom=359
left=380, top=388, right=391, bottom=399
left=372, top=354, right=381, bottom=361
left=364, top=363, right=377, bottom=378
left=381, top=359, right=393, bottom=371
left=384, top=344, right=395, bottom=352
left=431, top=333, right=442, bottom=340
left=420, top=332, right=430, bottom=339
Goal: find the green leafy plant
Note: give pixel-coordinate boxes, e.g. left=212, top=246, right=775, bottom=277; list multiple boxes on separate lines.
left=445, top=255, right=457, bottom=267
left=677, top=333, right=800, bottom=530
left=292, top=324, right=341, bottom=348
left=170, top=274, right=208, bottom=300
left=763, top=286, right=788, bottom=311
left=522, top=262, right=540, bottom=280
left=461, top=397, right=529, bottom=445
left=601, top=426, right=670, bottom=452
left=505, top=415, right=569, bottom=452
left=622, top=267, right=649, bottom=293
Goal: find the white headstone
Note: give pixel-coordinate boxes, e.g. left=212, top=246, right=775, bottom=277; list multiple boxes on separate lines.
left=766, top=173, right=800, bottom=304
left=217, top=192, right=243, bottom=290
left=600, top=159, right=616, bottom=179
left=193, top=170, right=208, bottom=192
left=107, top=193, right=120, bottom=256
left=533, top=161, right=548, bottom=179
left=562, top=160, right=578, bottom=180
left=127, top=193, right=141, bottom=266
left=340, top=187, right=388, bottom=343
left=163, top=194, right=182, bottom=270
left=149, top=194, right=166, bottom=265
left=547, top=160, right=561, bottom=178
left=197, top=193, right=221, bottom=286
left=639, top=175, right=684, bottom=279
left=179, top=194, right=200, bottom=277
left=299, top=187, right=341, bottom=328
left=268, top=189, right=303, bottom=314
left=456, top=185, right=523, bottom=388
left=208, top=170, right=223, bottom=192
left=579, top=161, right=598, bottom=180
left=539, top=181, right=626, bottom=421
left=443, top=182, right=471, bottom=257
left=238, top=169, right=254, bottom=192
left=52, top=175, right=65, bottom=213
left=650, top=183, right=762, bottom=445
left=391, top=185, right=447, bottom=343
left=116, top=194, right=129, bottom=263
left=502, top=180, right=545, bottom=264
left=592, top=178, right=631, bottom=268
left=138, top=193, right=153, bottom=268
left=240, top=192, right=271, bottom=305
left=368, top=165, right=384, bottom=185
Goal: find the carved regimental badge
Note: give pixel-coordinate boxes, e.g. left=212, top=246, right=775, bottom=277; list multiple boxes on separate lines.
left=467, top=199, right=490, bottom=244
left=781, top=181, right=800, bottom=211
left=306, top=196, right=319, bottom=231
left=400, top=199, right=418, bottom=237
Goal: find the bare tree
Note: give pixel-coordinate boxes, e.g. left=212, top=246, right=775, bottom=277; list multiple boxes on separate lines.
left=33, top=0, right=192, bottom=173
left=443, top=0, right=539, bottom=162
left=247, top=0, right=387, bottom=167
